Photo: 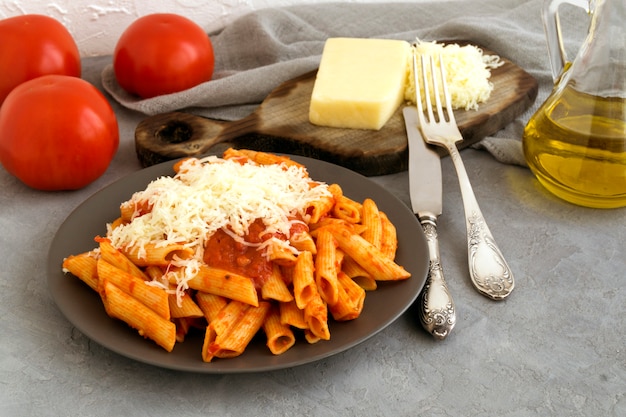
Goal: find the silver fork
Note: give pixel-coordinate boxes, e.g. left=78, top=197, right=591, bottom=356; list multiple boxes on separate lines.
left=414, top=54, right=515, bottom=300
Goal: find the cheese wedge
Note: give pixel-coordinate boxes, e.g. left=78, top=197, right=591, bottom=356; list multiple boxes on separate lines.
left=309, top=37, right=411, bottom=131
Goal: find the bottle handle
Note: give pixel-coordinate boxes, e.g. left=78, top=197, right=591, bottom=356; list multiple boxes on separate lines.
left=542, top=0, right=590, bottom=80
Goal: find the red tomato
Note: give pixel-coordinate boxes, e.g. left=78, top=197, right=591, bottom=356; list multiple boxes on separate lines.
left=0, top=14, right=81, bottom=106
left=113, top=13, right=215, bottom=99
left=0, top=75, right=119, bottom=191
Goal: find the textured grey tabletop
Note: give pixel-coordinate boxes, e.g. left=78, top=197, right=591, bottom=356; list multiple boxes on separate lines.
left=2, top=11, right=626, bottom=417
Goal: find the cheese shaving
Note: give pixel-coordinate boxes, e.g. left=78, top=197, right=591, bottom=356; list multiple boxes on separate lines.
left=405, top=40, right=503, bottom=111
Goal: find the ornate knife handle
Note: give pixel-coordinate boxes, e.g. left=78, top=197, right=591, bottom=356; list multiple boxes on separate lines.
left=418, top=216, right=456, bottom=340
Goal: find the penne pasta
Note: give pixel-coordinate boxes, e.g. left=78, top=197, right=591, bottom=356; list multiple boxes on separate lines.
left=307, top=194, right=335, bottom=224
left=224, top=148, right=305, bottom=169
left=62, top=251, right=99, bottom=291
left=360, top=198, right=383, bottom=250
left=97, top=237, right=149, bottom=280
left=121, top=242, right=194, bottom=267
left=342, top=256, right=377, bottom=291
left=379, top=211, right=398, bottom=260
left=261, top=264, right=294, bottom=302
left=331, top=186, right=362, bottom=224
left=292, top=251, right=317, bottom=309
left=202, top=300, right=270, bottom=362
left=314, top=228, right=340, bottom=306
left=168, top=288, right=204, bottom=319
left=183, top=265, right=259, bottom=307
left=279, top=300, right=308, bottom=329
left=212, top=302, right=271, bottom=359
left=97, top=258, right=170, bottom=320
left=202, top=300, right=249, bottom=362
left=304, top=294, right=330, bottom=341
left=195, top=292, right=228, bottom=324
left=330, top=271, right=366, bottom=321
left=265, top=238, right=298, bottom=266
left=304, top=329, right=321, bottom=344
left=264, top=305, right=296, bottom=355
left=100, top=280, right=176, bottom=352
left=326, top=224, right=411, bottom=281
left=290, top=229, right=317, bottom=254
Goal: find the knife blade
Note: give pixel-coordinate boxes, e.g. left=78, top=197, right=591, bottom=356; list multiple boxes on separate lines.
left=403, top=105, right=456, bottom=340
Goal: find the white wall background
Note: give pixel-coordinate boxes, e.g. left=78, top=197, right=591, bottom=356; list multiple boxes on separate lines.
left=0, top=0, right=439, bottom=57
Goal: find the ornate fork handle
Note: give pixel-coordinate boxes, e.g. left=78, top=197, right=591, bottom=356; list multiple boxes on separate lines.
left=418, top=216, right=456, bottom=339
left=447, top=145, right=515, bottom=300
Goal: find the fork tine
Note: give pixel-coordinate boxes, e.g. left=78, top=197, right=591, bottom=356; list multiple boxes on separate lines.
left=429, top=55, right=445, bottom=123
left=421, top=55, right=436, bottom=123
left=436, top=54, right=456, bottom=123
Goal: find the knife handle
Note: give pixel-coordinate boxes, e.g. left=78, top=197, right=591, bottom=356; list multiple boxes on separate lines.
left=418, top=216, right=456, bottom=340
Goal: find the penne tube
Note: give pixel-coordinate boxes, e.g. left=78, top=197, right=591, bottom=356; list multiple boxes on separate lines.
left=327, top=224, right=411, bottom=281
left=261, top=264, right=294, bottom=302
left=97, top=258, right=170, bottom=320
left=62, top=251, right=99, bottom=292
left=304, top=294, right=330, bottom=341
left=307, top=194, right=335, bottom=224
left=327, top=183, right=343, bottom=200
left=97, top=237, right=149, bottom=280
left=290, top=229, right=317, bottom=254
left=330, top=271, right=365, bottom=321
left=121, top=242, right=194, bottom=267
left=342, top=256, right=377, bottom=291
left=202, top=300, right=249, bottom=362
left=309, top=217, right=367, bottom=236
left=224, top=148, right=305, bottom=169
left=314, top=228, right=340, bottom=306
left=183, top=265, right=259, bottom=307
left=195, top=292, right=228, bottom=323
left=264, top=305, right=296, bottom=355
left=304, top=329, right=321, bottom=344
left=379, top=211, right=398, bottom=260
left=213, top=301, right=271, bottom=359
left=292, top=251, right=317, bottom=309
left=360, top=198, right=383, bottom=250
left=100, top=280, right=176, bottom=352
left=265, top=238, right=298, bottom=266
left=279, top=300, right=308, bottom=329
left=332, top=193, right=362, bottom=224
left=168, top=288, right=204, bottom=319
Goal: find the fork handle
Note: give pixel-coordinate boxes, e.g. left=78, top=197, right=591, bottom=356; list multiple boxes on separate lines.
left=418, top=216, right=456, bottom=339
left=447, top=145, right=515, bottom=300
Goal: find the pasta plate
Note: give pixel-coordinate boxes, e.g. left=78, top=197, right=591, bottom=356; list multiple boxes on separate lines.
left=47, top=154, right=428, bottom=373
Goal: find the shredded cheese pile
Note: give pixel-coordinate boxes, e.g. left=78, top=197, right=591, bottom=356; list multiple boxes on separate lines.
left=405, top=40, right=503, bottom=111
left=106, top=156, right=332, bottom=297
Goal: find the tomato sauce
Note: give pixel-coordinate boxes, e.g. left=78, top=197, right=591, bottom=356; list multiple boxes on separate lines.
left=203, top=219, right=273, bottom=290
left=203, top=217, right=306, bottom=290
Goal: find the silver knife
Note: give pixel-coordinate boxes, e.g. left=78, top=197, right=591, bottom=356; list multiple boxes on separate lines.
left=403, top=106, right=456, bottom=340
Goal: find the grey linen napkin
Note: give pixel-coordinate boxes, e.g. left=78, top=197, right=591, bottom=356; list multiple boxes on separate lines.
left=101, top=0, right=589, bottom=167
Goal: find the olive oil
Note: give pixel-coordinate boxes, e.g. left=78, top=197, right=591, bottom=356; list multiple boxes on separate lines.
left=523, top=86, right=626, bottom=208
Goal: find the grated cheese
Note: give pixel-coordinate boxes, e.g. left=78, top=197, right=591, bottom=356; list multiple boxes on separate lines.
left=405, top=40, right=503, bottom=111
left=106, top=155, right=332, bottom=302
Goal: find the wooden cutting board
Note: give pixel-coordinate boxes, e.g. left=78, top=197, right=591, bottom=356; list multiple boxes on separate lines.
left=135, top=49, right=538, bottom=176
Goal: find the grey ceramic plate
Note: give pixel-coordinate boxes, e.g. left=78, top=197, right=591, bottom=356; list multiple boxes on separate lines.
left=47, top=155, right=428, bottom=373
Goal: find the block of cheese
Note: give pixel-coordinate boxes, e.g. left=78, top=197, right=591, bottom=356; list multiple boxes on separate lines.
left=309, top=37, right=411, bottom=131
